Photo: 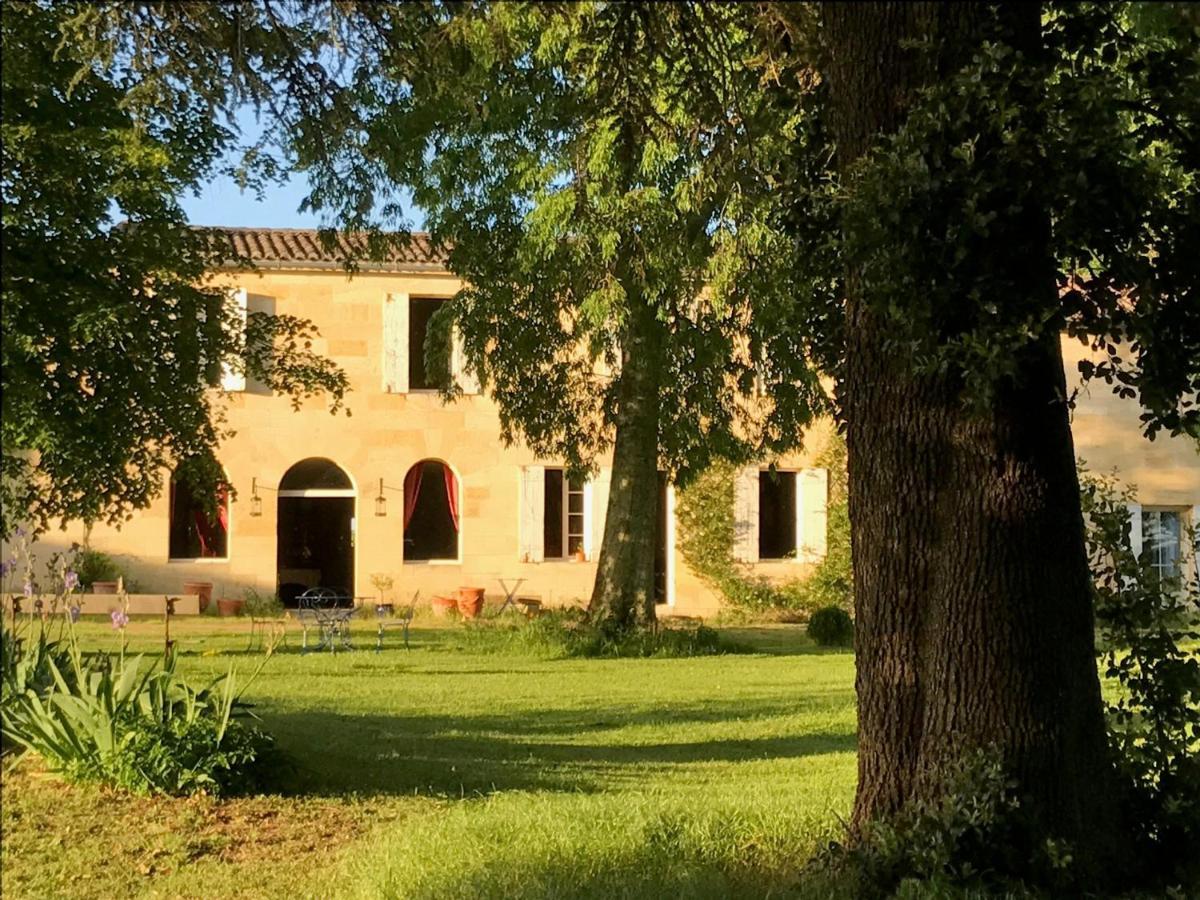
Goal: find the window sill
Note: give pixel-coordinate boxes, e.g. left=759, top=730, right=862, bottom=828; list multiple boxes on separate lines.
left=403, top=559, right=462, bottom=566
left=167, top=557, right=229, bottom=564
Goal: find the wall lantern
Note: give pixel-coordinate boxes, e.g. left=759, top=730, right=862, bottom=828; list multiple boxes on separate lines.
left=248, top=476, right=276, bottom=517
left=375, top=477, right=403, bottom=517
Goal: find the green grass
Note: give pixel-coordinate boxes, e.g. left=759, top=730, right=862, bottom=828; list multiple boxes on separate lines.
left=2, top=616, right=857, bottom=898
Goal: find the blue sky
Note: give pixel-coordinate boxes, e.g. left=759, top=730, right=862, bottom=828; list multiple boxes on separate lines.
left=181, top=171, right=323, bottom=228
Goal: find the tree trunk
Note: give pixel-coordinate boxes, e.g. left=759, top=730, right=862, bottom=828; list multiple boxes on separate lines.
left=821, top=2, right=1124, bottom=880
left=588, top=301, right=663, bottom=628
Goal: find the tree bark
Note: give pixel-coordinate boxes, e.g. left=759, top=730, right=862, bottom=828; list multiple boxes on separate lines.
left=588, top=300, right=664, bottom=628
left=821, top=1, right=1124, bottom=880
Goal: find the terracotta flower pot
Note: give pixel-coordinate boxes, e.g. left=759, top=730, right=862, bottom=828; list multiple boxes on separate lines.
left=217, top=598, right=245, bottom=617
left=573, top=547, right=587, bottom=562
left=431, top=595, right=458, bottom=617
left=457, top=587, right=486, bottom=620
left=183, top=581, right=214, bottom=613
left=91, top=581, right=119, bottom=595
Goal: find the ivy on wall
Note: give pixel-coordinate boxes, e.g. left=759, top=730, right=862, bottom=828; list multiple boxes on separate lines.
left=675, top=434, right=852, bottom=615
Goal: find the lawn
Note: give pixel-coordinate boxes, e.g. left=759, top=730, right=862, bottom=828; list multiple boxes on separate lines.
left=1, top=616, right=857, bottom=899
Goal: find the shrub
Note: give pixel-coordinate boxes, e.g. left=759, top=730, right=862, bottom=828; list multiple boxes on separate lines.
left=71, top=547, right=124, bottom=590
left=243, top=587, right=284, bottom=618
left=450, top=611, right=747, bottom=659
left=824, top=748, right=1052, bottom=898
left=1080, top=469, right=1200, bottom=888
left=1, top=637, right=278, bottom=796
left=807, top=606, right=854, bottom=647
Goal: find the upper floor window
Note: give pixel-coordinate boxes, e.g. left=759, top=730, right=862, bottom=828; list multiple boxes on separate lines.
left=1143, top=508, right=1183, bottom=582
left=382, top=293, right=480, bottom=395
left=408, top=297, right=445, bottom=391
left=169, top=473, right=228, bottom=560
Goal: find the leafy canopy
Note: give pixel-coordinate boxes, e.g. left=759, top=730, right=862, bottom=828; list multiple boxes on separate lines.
left=0, top=2, right=348, bottom=537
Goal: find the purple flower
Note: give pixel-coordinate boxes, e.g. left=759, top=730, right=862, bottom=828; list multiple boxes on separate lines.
left=15, top=527, right=26, bottom=538
left=69, top=605, right=81, bottom=623
left=22, top=580, right=34, bottom=598
left=110, top=610, right=129, bottom=630
left=63, top=570, right=79, bottom=592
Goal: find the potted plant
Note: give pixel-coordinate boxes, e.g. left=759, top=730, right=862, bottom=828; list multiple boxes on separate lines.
left=573, top=546, right=587, bottom=562
left=431, top=595, right=458, bottom=617
left=457, top=586, right=486, bottom=619
left=217, top=596, right=245, bottom=617
left=74, top=547, right=123, bottom=593
left=183, top=581, right=214, bottom=612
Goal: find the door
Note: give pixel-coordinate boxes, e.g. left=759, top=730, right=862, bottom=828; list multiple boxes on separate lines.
left=277, top=496, right=355, bottom=607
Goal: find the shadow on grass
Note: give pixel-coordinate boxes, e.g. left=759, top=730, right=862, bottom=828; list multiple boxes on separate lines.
left=259, top=702, right=855, bottom=798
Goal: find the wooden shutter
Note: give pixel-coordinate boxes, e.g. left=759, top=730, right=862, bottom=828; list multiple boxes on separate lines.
left=220, top=287, right=248, bottom=392
left=1126, top=502, right=1143, bottom=558
left=733, top=467, right=759, bottom=563
left=588, top=468, right=611, bottom=561
left=519, top=466, right=545, bottom=562
left=382, top=292, right=409, bottom=394
left=797, top=468, right=829, bottom=563
left=1191, top=505, right=1199, bottom=582
left=452, top=325, right=480, bottom=395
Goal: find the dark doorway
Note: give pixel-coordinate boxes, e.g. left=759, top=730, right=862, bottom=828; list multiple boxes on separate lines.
left=277, top=496, right=355, bottom=607
left=654, top=472, right=669, bottom=604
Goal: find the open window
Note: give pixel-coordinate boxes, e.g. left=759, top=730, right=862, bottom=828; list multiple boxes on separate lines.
left=169, top=473, right=229, bottom=560
left=403, top=460, right=460, bottom=561
left=758, top=471, right=797, bottom=560
left=519, top=465, right=600, bottom=562
left=381, top=293, right=479, bottom=395
left=733, top=467, right=827, bottom=564
left=544, top=468, right=586, bottom=559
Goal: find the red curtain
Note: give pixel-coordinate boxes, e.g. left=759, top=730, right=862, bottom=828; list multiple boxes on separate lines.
left=403, top=464, right=424, bottom=529
left=443, top=464, right=459, bottom=533
left=192, top=487, right=229, bottom=558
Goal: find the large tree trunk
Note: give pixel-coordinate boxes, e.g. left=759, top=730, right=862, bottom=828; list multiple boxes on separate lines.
left=821, top=2, right=1124, bottom=880
left=588, top=301, right=663, bottom=628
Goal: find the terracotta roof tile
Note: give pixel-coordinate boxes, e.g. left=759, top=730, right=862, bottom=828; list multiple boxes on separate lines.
left=197, top=226, right=447, bottom=270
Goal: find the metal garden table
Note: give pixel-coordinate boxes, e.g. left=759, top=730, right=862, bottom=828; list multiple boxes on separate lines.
left=296, top=587, right=354, bottom=653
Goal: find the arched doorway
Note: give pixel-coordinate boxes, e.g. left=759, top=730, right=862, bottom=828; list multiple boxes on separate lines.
left=277, top=458, right=355, bottom=607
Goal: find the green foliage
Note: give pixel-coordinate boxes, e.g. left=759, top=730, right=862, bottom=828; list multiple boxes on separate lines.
left=1, top=632, right=277, bottom=796
left=1080, top=469, right=1200, bottom=887
left=676, top=434, right=853, bottom=616
left=243, top=588, right=284, bottom=618
left=0, top=1, right=348, bottom=538
left=806, top=607, right=854, bottom=648
left=71, top=548, right=124, bottom=591
left=450, top=611, right=746, bottom=659
left=825, top=749, right=1054, bottom=899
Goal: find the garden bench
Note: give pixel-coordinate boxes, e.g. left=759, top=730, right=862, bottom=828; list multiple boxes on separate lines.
left=375, top=591, right=418, bottom=653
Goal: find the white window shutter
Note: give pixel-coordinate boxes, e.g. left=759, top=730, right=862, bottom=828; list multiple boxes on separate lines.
left=220, top=287, right=248, bottom=392
left=589, top=468, right=611, bottom=561
left=733, top=467, right=759, bottom=563
left=798, top=468, right=829, bottom=564
left=382, top=292, right=409, bottom=394
left=1190, top=505, right=1199, bottom=583
left=1126, top=502, right=1143, bottom=559
left=452, top=325, right=480, bottom=395
left=520, top=466, right=545, bottom=562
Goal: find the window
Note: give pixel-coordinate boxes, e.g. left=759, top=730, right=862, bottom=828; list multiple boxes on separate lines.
left=544, top=469, right=585, bottom=559
left=403, top=460, right=460, bottom=561
left=1143, top=508, right=1183, bottom=582
left=758, top=470, right=797, bottom=560
left=169, top=475, right=228, bottom=560
left=408, top=297, right=445, bottom=390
